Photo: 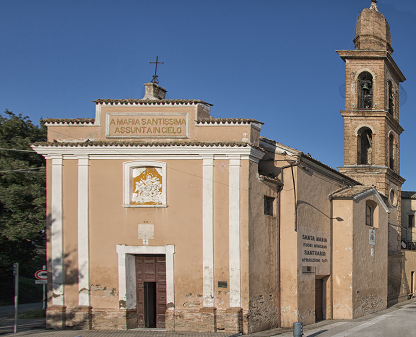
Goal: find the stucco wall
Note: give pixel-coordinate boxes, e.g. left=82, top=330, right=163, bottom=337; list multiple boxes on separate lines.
left=351, top=194, right=388, bottom=318
left=87, top=158, right=205, bottom=310
left=279, top=164, right=298, bottom=327
left=248, top=160, right=279, bottom=333
left=296, top=165, right=341, bottom=325
left=47, top=104, right=257, bottom=145
left=401, top=198, right=416, bottom=242
left=62, top=160, right=79, bottom=311
left=332, top=199, right=354, bottom=319
left=403, top=250, right=416, bottom=296
left=333, top=193, right=389, bottom=319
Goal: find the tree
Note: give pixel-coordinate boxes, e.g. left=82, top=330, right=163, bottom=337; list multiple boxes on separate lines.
left=0, top=109, right=46, bottom=304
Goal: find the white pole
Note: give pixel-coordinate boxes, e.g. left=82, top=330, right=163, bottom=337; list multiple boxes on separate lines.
left=13, top=262, right=19, bottom=334
left=42, top=265, right=46, bottom=310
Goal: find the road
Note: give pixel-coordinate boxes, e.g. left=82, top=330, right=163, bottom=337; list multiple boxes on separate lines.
left=276, top=300, right=416, bottom=337
left=0, top=302, right=43, bottom=318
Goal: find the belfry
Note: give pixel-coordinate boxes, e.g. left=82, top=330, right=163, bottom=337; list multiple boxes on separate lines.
left=337, top=0, right=406, bottom=305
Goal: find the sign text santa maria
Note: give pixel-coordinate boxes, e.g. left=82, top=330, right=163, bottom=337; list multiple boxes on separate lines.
left=106, top=113, right=189, bottom=139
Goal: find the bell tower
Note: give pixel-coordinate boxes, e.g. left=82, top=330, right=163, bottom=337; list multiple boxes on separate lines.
left=337, top=1, right=405, bottom=250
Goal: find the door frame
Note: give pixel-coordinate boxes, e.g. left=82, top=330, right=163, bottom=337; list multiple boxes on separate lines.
left=116, top=245, right=175, bottom=310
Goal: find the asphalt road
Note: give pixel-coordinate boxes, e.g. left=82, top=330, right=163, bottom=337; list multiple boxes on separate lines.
left=0, top=302, right=43, bottom=318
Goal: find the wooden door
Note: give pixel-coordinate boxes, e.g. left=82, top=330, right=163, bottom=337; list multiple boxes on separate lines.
left=315, top=279, right=323, bottom=322
left=136, top=255, right=166, bottom=328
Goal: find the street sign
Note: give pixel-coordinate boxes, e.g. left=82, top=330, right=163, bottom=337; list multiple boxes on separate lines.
left=35, top=280, right=47, bottom=284
left=34, top=269, right=47, bottom=280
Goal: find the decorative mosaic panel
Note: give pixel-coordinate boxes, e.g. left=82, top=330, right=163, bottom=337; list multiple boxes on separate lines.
left=131, top=167, right=163, bottom=205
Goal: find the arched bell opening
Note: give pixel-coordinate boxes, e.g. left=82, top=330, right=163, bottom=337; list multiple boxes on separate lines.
left=389, top=133, right=395, bottom=170
left=357, top=127, right=373, bottom=165
left=357, top=72, right=373, bottom=109
left=387, top=80, right=394, bottom=116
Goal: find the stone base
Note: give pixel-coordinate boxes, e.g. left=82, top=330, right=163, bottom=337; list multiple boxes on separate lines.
left=218, top=307, right=243, bottom=333
left=92, top=308, right=137, bottom=330
left=165, top=307, right=216, bottom=332
left=47, top=307, right=137, bottom=330
left=72, top=306, right=92, bottom=329
left=165, top=307, right=244, bottom=333
left=47, top=306, right=245, bottom=333
left=46, top=305, right=66, bottom=329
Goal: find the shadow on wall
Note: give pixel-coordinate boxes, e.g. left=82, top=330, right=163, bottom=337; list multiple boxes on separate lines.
left=46, top=213, right=90, bottom=329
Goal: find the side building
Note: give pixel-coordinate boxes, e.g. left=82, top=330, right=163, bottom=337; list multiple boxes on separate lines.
left=400, top=191, right=416, bottom=299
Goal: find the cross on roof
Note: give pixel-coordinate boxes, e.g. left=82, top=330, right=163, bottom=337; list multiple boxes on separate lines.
left=150, top=56, right=164, bottom=84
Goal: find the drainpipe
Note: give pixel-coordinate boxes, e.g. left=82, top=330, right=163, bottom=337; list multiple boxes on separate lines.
left=276, top=156, right=300, bottom=326
left=280, top=157, right=301, bottom=232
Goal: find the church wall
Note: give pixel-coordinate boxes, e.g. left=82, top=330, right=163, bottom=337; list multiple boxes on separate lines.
left=46, top=104, right=256, bottom=145
left=279, top=165, right=298, bottom=328
left=194, top=124, right=255, bottom=143
left=247, top=160, right=279, bottom=333
left=87, top=158, right=205, bottom=311
left=332, top=199, right=353, bottom=319
left=61, top=160, right=80, bottom=322
left=45, top=159, right=52, bottom=307
left=295, top=165, right=338, bottom=325
left=213, top=159, right=230, bottom=314
left=351, top=194, right=388, bottom=318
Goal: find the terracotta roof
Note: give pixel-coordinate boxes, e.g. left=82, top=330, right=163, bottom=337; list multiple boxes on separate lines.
left=259, top=136, right=302, bottom=155
left=93, top=99, right=213, bottom=106
left=259, top=137, right=359, bottom=186
left=329, top=186, right=374, bottom=199
left=258, top=174, right=283, bottom=186
left=42, top=118, right=95, bottom=125
left=196, top=118, right=263, bottom=125
left=402, top=191, right=416, bottom=199
left=32, top=140, right=264, bottom=150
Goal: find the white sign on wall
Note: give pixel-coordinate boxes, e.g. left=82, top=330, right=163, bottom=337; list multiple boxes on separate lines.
left=369, top=229, right=376, bottom=245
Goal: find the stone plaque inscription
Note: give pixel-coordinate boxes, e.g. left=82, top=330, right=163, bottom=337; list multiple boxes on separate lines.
left=106, top=113, right=188, bottom=138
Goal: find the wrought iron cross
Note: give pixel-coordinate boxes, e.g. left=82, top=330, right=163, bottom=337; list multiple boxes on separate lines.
left=150, top=56, right=164, bottom=84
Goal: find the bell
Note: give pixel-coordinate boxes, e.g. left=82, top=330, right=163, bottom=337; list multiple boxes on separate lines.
left=362, top=81, right=370, bottom=91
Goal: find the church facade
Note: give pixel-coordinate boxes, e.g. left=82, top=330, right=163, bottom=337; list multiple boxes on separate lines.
left=33, top=0, right=413, bottom=334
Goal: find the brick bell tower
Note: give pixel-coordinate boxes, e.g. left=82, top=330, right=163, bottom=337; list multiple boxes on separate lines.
left=337, top=1, right=405, bottom=251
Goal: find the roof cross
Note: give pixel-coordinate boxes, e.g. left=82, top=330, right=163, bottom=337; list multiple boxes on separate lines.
left=150, top=56, right=164, bottom=84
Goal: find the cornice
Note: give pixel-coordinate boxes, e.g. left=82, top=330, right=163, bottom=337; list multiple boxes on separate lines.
left=336, top=50, right=405, bottom=82
left=340, top=110, right=404, bottom=134
left=300, top=156, right=359, bottom=186
left=339, top=165, right=405, bottom=185
left=42, top=118, right=96, bottom=126
left=93, top=99, right=213, bottom=106
left=32, top=143, right=266, bottom=163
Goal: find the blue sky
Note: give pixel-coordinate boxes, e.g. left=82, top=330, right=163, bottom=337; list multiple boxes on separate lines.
left=1, top=0, right=416, bottom=189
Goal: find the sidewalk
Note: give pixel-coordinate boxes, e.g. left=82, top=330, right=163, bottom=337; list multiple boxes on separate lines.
left=1, top=298, right=415, bottom=337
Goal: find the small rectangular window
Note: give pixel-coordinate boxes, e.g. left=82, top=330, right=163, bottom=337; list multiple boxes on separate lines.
left=409, top=215, right=415, bottom=228
left=366, top=205, right=373, bottom=226
left=264, top=196, right=274, bottom=216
